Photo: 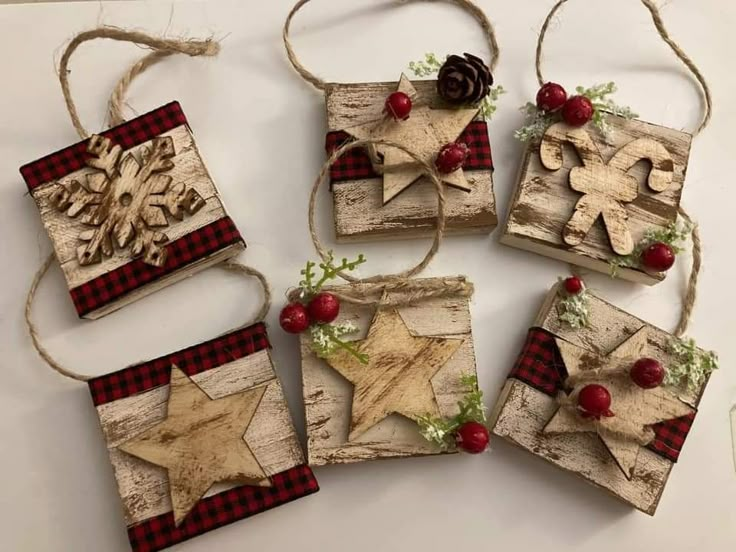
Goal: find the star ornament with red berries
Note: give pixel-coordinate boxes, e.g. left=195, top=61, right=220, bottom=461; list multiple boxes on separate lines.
left=343, top=74, right=479, bottom=204
left=543, top=327, right=695, bottom=478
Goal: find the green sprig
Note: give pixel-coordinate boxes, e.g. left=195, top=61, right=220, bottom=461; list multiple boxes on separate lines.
left=417, top=374, right=488, bottom=449
left=310, top=322, right=368, bottom=364
left=408, top=53, right=504, bottom=121
left=609, top=221, right=692, bottom=276
left=665, top=338, right=719, bottom=390
left=557, top=282, right=591, bottom=329
left=299, top=251, right=366, bottom=296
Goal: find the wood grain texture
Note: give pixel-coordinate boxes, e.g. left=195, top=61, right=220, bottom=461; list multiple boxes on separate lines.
left=326, top=79, right=496, bottom=241
left=96, top=350, right=305, bottom=526
left=32, top=124, right=230, bottom=289
left=301, top=277, right=477, bottom=465
left=501, top=115, right=692, bottom=284
left=489, top=284, right=709, bottom=514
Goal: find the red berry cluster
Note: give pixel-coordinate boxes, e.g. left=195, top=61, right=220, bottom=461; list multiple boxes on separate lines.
left=435, top=142, right=470, bottom=174
left=384, top=91, right=413, bottom=121
left=563, top=275, right=584, bottom=295
left=455, top=421, right=489, bottom=454
left=577, top=384, right=614, bottom=419
left=279, top=292, right=341, bottom=334
left=640, top=242, right=676, bottom=272
left=536, top=82, right=594, bottom=127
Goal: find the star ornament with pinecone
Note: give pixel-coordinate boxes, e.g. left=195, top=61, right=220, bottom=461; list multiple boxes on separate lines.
left=543, top=327, right=694, bottom=479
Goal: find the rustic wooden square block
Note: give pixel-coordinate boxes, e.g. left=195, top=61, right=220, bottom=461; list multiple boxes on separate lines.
left=88, top=323, right=318, bottom=552
left=301, top=277, right=478, bottom=465
left=489, top=285, right=707, bottom=515
left=325, top=80, right=497, bottom=242
left=21, top=102, right=245, bottom=319
left=501, top=116, right=692, bottom=284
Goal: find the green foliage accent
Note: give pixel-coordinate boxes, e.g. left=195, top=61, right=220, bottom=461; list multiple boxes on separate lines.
left=296, top=251, right=368, bottom=364
left=417, top=374, right=488, bottom=449
left=609, top=221, right=692, bottom=277
left=408, top=53, right=504, bottom=121
left=665, top=338, right=719, bottom=390
left=558, top=284, right=590, bottom=329
left=515, top=81, right=637, bottom=142
left=408, top=52, right=443, bottom=77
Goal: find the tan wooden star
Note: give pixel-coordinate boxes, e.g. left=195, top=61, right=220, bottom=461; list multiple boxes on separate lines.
left=543, top=328, right=694, bottom=479
left=344, top=74, right=479, bottom=204
left=119, top=366, right=270, bottom=525
left=325, top=306, right=465, bottom=441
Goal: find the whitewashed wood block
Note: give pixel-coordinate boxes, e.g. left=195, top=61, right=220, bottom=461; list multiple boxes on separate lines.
left=501, top=116, right=692, bottom=284
left=21, top=102, right=245, bottom=319
left=88, top=323, right=318, bottom=552
left=489, top=284, right=709, bottom=515
left=325, top=80, right=497, bottom=242
left=300, top=277, right=478, bottom=465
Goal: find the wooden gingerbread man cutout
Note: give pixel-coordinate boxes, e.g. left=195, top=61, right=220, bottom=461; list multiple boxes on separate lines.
left=540, top=122, right=674, bottom=255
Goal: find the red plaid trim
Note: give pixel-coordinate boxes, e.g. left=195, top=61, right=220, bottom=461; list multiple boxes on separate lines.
left=88, top=322, right=269, bottom=406
left=21, top=102, right=188, bottom=191
left=325, top=120, right=493, bottom=183
left=128, top=465, right=319, bottom=552
left=647, top=413, right=695, bottom=462
left=509, top=328, right=566, bottom=396
left=70, top=217, right=244, bottom=318
left=509, top=328, right=696, bottom=463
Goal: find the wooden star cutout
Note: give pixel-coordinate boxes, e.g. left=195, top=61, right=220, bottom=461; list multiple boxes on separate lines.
left=119, top=366, right=270, bottom=525
left=543, top=328, right=694, bottom=479
left=325, top=305, right=465, bottom=441
left=344, top=74, right=479, bottom=204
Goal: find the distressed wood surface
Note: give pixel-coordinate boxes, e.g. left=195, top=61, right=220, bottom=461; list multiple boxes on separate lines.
left=32, top=124, right=229, bottom=289
left=326, top=79, right=496, bottom=241
left=119, top=367, right=269, bottom=526
left=502, top=115, right=692, bottom=284
left=301, top=277, right=477, bottom=465
left=96, top=350, right=305, bottom=526
left=490, top=284, right=709, bottom=514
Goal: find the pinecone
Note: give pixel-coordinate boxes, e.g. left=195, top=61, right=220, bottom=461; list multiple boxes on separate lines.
left=437, top=53, right=493, bottom=105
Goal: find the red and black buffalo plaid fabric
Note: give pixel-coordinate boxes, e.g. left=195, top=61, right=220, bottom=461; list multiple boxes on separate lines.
left=88, top=322, right=270, bottom=406
left=21, top=102, right=188, bottom=190
left=127, top=464, right=319, bottom=552
left=70, top=216, right=243, bottom=318
left=325, top=120, right=493, bottom=184
left=509, top=328, right=697, bottom=463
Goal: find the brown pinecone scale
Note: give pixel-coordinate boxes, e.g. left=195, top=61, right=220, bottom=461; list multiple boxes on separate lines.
left=437, top=53, right=493, bottom=105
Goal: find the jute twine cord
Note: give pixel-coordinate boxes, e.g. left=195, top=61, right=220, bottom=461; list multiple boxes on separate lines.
left=283, top=0, right=500, bottom=92
left=59, top=27, right=219, bottom=139
left=297, top=137, right=473, bottom=306
left=535, top=0, right=710, bottom=336
left=26, top=255, right=271, bottom=382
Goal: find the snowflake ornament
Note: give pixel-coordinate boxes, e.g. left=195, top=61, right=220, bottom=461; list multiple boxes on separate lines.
left=50, top=134, right=205, bottom=267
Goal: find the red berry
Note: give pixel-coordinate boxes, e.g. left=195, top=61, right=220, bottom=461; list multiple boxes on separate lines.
left=640, top=242, right=675, bottom=272
left=563, top=276, right=584, bottom=295
left=577, top=384, right=614, bottom=419
left=455, top=421, right=489, bottom=454
left=435, top=142, right=469, bottom=174
left=384, top=91, right=412, bottom=121
left=630, top=358, right=665, bottom=389
left=562, top=95, right=594, bottom=126
left=307, top=292, right=340, bottom=324
left=536, top=82, right=567, bottom=112
left=279, top=303, right=310, bottom=334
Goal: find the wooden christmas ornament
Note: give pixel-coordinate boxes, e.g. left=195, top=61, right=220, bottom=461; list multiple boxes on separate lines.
left=286, top=138, right=483, bottom=465
left=284, top=0, right=501, bottom=242
left=27, top=256, right=319, bottom=552
left=489, top=281, right=716, bottom=515
left=21, top=31, right=245, bottom=319
left=502, top=0, right=711, bottom=284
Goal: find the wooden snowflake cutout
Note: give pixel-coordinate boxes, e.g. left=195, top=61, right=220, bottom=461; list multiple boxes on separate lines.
left=50, top=134, right=205, bottom=267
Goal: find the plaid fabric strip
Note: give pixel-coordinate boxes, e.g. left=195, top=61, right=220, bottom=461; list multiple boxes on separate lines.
left=88, top=322, right=269, bottom=406
left=70, top=216, right=244, bottom=317
left=127, top=465, right=319, bottom=552
left=509, top=328, right=566, bottom=396
left=325, top=120, right=494, bottom=183
left=647, top=413, right=695, bottom=462
left=509, top=328, right=696, bottom=463
left=21, top=102, right=188, bottom=191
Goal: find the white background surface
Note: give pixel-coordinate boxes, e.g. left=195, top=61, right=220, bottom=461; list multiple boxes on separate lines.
left=0, top=1, right=734, bottom=550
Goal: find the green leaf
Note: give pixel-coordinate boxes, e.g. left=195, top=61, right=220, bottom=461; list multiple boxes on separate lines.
left=666, top=338, right=719, bottom=390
